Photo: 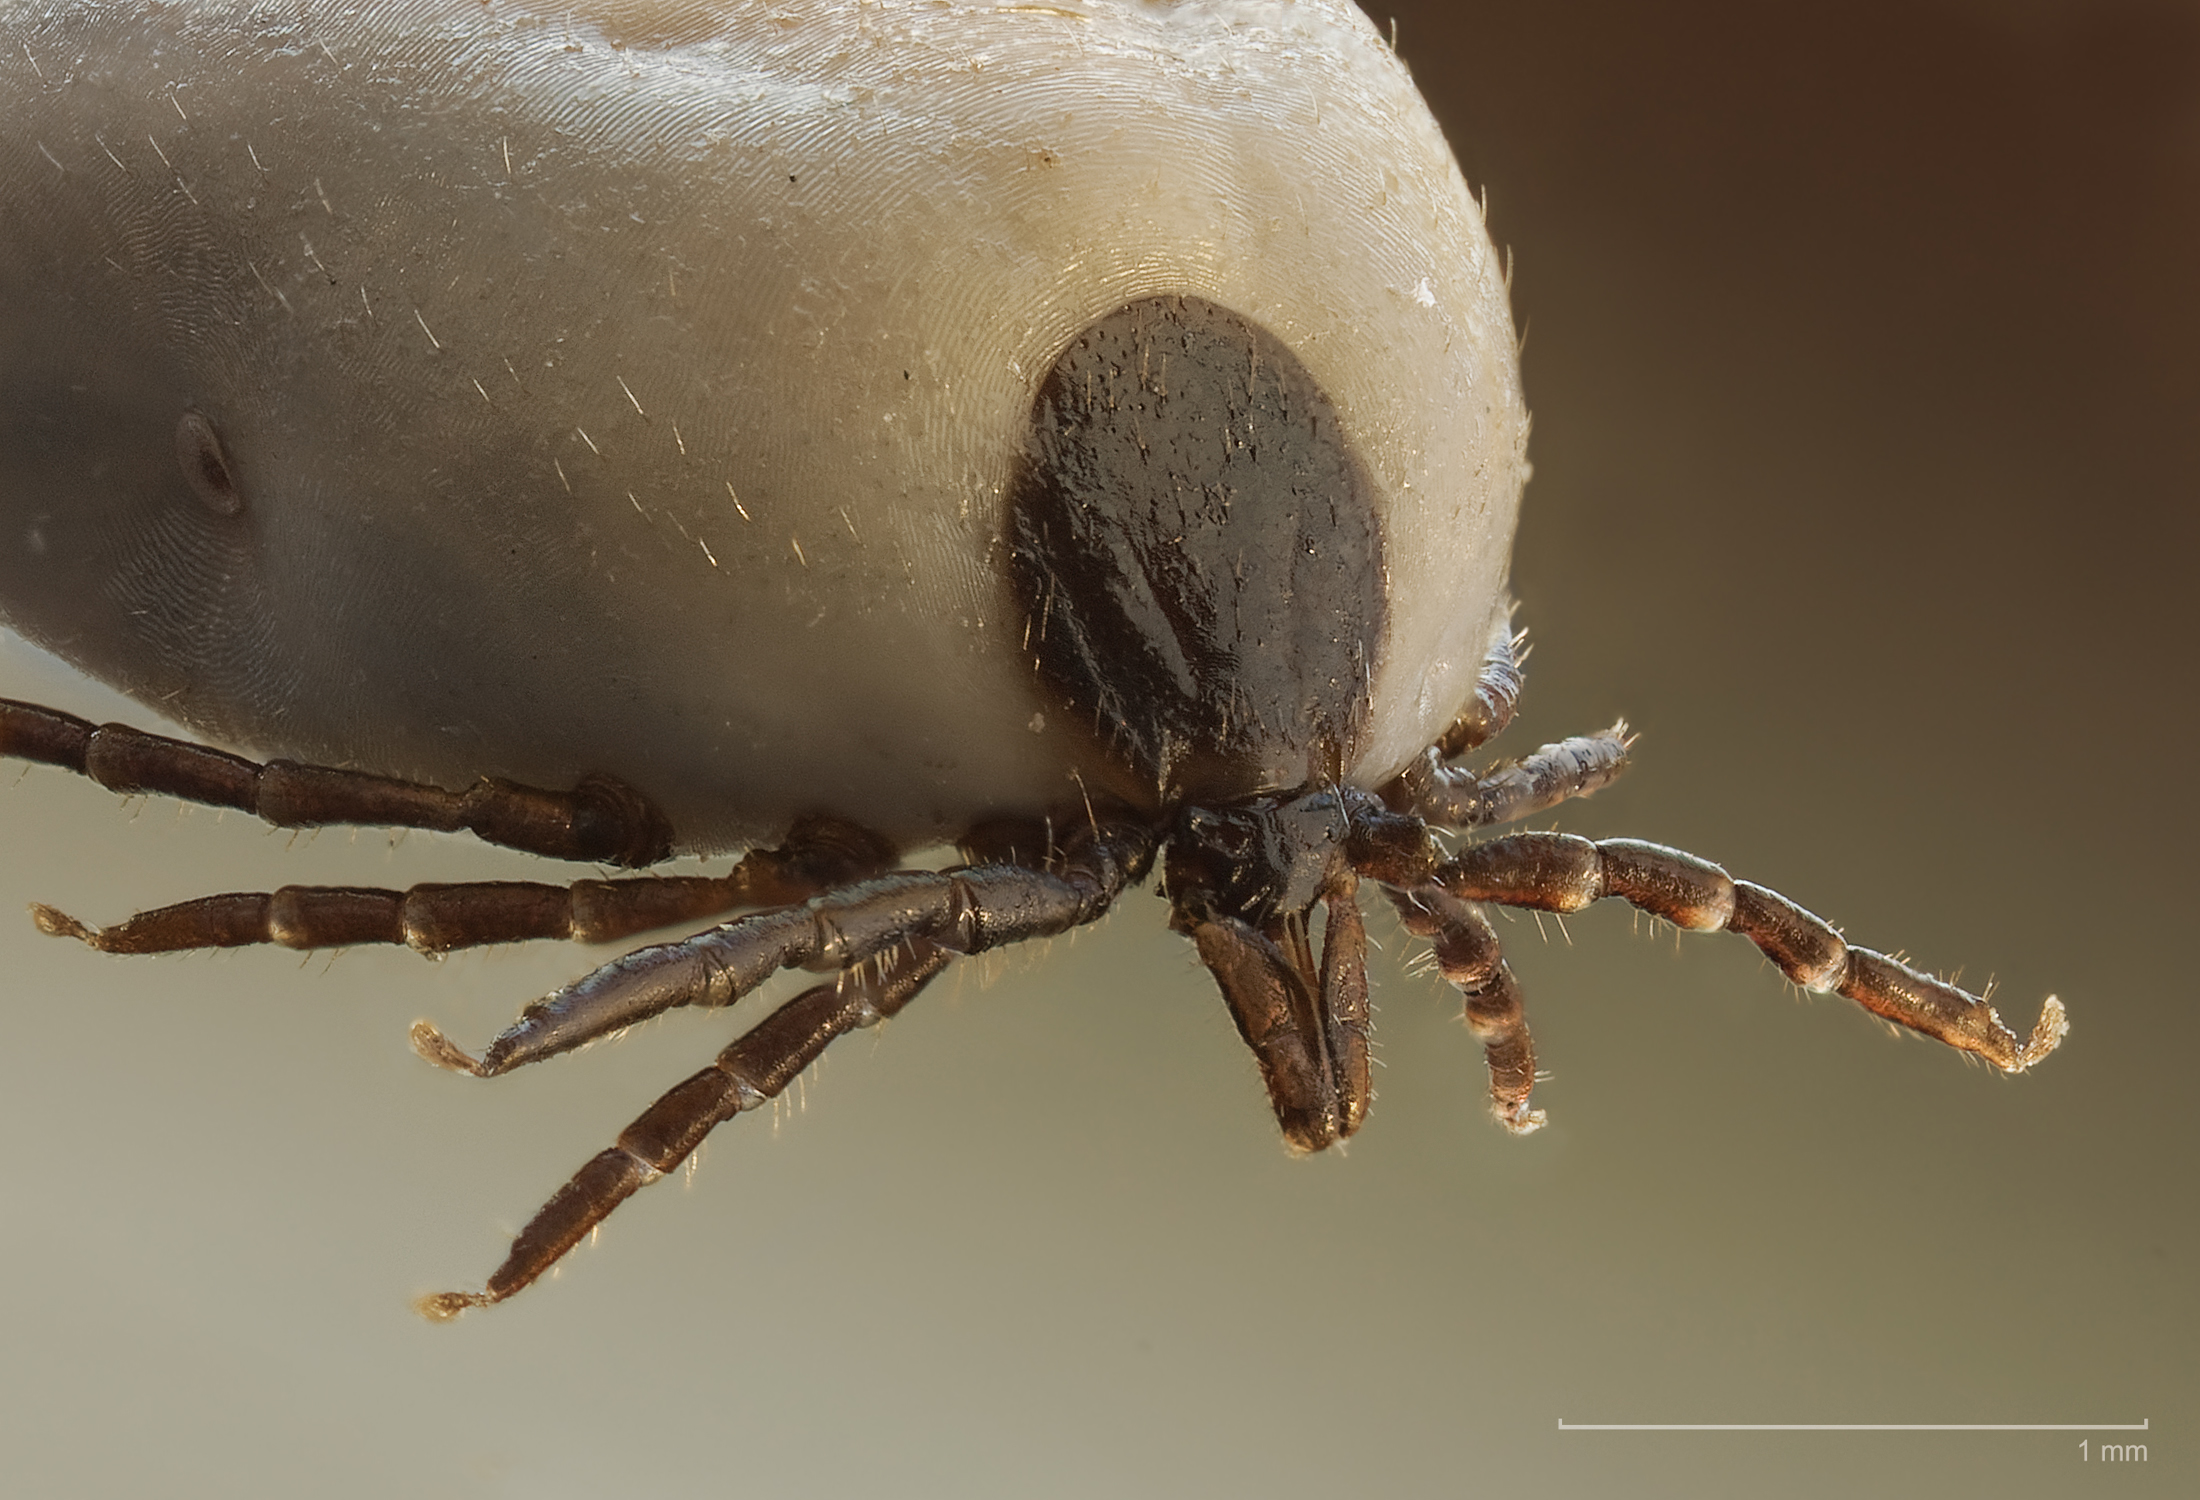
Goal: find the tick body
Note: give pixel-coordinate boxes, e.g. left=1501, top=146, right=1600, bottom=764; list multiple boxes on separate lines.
left=0, top=0, right=2064, bottom=1316
left=0, top=0, right=1521, bottom=844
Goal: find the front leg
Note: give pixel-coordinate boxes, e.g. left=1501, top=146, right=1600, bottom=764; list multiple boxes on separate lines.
left=413, top=820, right=1157, bottom=1077
left=1442, top=833, right=2067, bottom=1072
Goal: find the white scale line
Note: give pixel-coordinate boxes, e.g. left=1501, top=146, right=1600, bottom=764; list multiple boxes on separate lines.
left=1559, top=1421, right=2149, bottom=1432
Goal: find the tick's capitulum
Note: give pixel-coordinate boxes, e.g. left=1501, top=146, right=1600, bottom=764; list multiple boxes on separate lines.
left=0, top=0, right=2064, bottom=1318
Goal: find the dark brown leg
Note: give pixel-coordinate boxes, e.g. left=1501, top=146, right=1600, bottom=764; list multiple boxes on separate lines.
left=0, top=698, right=672, bottom=865
left=29, top=815, right=896, bottom=954
left=1441, top=833, right=2067, bottom=1071
left=1385, top=725, right=1631, bottom=830
left=1388, top=886, right=1546, bottom=1134
left=412, top=821, right=1155, bottom=1078
left=418, top=939, right=954, bottom=1321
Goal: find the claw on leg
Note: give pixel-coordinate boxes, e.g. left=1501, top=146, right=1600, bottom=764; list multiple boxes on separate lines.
left=2012, top=996, right=2070, bottom=1071
left=28, top=903, right=95, bottom=943
left=409, top=1021, right=486, bottom=1076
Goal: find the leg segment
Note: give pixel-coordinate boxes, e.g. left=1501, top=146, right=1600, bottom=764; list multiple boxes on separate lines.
left=418, top=938, right=953, bottom=1321
left=0, top=698, right=672, bottom=866
left=30, top=815, right=896, bottom=955
left=1377, top=614, right=1629, bottom=829
left=412, top=819, right=1155, bottom=1078
left=1388, top=886, right=1545, bottom=1134
left=1385, top=725, right=1631, bottom=830
left=1431, top=615, right=1526, bottom=759
left=1441, top=833, right=2067, bottom=1071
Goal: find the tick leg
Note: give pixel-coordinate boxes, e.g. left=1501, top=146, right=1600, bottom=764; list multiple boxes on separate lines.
left=1430, top=614, right=1526, bottom=758
left=413, top=822, right=1155, bottom=1077
left=1442, top=833, right=2068, bottom=1072
left=29, top=814, right=895, bottom=954
left=0, top=698, right=672, bottom=865
left=417, top=938, right=953, bottom=1321
left=1385, top=724, right=1631, bottom=830
left=1388, top=886, right=1545, bottom=1134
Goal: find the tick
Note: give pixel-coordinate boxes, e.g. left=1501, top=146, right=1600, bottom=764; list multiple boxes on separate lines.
left=0, top=0, right=2065, bottom=1317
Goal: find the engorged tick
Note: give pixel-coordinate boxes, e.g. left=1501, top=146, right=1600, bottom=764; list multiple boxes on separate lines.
left=0, top=0, right=2065, bottom=1318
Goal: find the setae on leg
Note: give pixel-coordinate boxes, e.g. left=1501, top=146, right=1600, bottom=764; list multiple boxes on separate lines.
left=30, top=815, right=895, bottom=955
left=0, top=698, right=673, bottom=865
left=1387, top=884, right=1545, bottom=1134
left=418, top=939, right=954, bottom=1320
left=1441, top=833, right=2066, bottom=1071
left=411, top=820, right=1155, bottom=1078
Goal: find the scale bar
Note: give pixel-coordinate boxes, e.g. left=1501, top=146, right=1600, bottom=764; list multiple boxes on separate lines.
left=1559, top=1421, right=2149, bottom=1432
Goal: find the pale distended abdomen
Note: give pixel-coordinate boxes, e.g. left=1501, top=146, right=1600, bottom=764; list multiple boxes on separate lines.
left=0, top=0, right=1526, bottom=849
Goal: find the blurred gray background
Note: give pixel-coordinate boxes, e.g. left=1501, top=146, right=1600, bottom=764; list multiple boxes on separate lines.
left=1, top=1, right=2191, bottom=1495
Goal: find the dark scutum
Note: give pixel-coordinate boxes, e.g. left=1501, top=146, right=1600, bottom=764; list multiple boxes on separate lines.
left=1008, top=296, right=1385, bottom=807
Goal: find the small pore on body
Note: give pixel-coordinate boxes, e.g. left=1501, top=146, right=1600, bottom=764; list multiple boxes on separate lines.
left=173, top=410, right=244, bottom=517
